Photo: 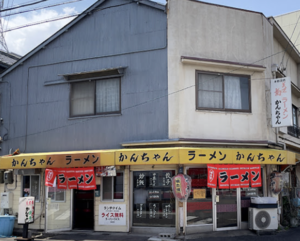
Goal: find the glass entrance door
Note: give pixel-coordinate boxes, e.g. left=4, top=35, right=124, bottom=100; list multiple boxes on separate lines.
left=213, top=188, right=240, bottom=231
left=45, top=187, right=72, bottom=232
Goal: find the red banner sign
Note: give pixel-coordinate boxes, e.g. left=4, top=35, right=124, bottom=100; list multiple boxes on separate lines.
left=207, top=165, right=218, bottom=188
left=229, top=165, right=240, bottom=188
left=250, top=165, right=262, bottom=187
left=207, top=164, right=261, bottom=189
left=239, top=166, right=250, bottom=188
left=45, top=167, right=96, bottom=190
left=45, top=169, right=56, bottom=187
left=218, top=165, right=229, bottom=189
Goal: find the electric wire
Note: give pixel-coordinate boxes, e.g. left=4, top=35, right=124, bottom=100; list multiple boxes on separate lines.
left=4, top=13, right=78, bottom=32
left=3, top=44, right=298, bottom=142
left=279, top=13, right=300, bottom=70
left=0, top=0, right=49, bottom=13
left=1, top=0, right=82, bottom=18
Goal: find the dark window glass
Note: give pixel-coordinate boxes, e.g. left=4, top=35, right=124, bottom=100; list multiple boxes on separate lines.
left=23, top=175, right=40, bottom=202
left=132, top=171, right=175, bottom=227
left=114, top=172, right=124, bottom=200
left=102, top=176, right=113, bottom=200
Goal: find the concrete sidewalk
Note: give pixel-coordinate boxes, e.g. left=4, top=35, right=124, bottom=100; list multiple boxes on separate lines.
left=0, top=227, right=299, bottom=241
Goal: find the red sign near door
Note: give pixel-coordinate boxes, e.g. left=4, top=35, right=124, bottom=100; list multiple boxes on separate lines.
left=206, top=164, right=261, bottom=189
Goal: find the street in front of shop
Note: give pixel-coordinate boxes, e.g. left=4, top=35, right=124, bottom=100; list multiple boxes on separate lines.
left=2, top=226, right=300, bottom=241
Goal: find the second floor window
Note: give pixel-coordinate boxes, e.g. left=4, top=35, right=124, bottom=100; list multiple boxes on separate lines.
left=196, top=71, right=250, bottom=112
left=288, top=105, right=299, bottom=138
left=70, top=78, right=121, bottom=117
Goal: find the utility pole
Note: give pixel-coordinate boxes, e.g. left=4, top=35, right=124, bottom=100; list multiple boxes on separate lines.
left=0, top=0, right=8, bottom=52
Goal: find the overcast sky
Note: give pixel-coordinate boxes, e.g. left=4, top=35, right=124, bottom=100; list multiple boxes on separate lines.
left=3, top=0, right=300, bottom=56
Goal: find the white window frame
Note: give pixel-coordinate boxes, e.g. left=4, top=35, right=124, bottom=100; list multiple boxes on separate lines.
left=46, top=180, right=66, bottom=203
left=70, top=77, right=121, bottom=118
left=22, top=174, right=41, bottom=202
left=101, top=171, right=124, bottom=202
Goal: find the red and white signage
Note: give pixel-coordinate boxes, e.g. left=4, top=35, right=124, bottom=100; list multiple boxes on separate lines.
left=218, top=165, right=229, bottom=189
left=271, top=77, right=292, bottom=127
left=65, top=169, right=77, bottom=189
left=45, top=167, right=96, bottom=190
left=207, top=164, right=261, bottom=189
left=239, top=166, right=250, bottom=188
left=229, top=165, right=240, bottom=188
left=207, top=165, right=218, bottom=188
left=171, top=174, right=191, bottom=202
left=250, top=165, right=262, bottom=187
left=45, top=169, right=56, bottom=187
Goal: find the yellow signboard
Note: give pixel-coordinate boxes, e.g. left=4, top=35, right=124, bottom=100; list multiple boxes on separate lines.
left=193, top=189, right=206, bottom=199
left=0, top=151, right=115, bottom=169
left=0, top=147, right=296, bottom=169
left=179, top=148, right=294, bottom=165
left=115, top=148, right=179, bottom=165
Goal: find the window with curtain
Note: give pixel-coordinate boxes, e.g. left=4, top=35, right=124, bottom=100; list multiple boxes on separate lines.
left=196, top=71, right=250, bottom=112
left=70, top=78, right=120, bottom=117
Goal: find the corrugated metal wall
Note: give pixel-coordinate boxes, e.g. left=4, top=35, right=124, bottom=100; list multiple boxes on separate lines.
left=0, top=1, right=168, bottom=153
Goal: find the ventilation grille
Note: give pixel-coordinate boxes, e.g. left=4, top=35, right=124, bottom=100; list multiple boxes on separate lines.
left=255, top=210, right=271, bottom=229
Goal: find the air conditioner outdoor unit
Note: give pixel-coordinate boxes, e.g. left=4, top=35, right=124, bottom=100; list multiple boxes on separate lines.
left=249, top=207, right=278, bottom=230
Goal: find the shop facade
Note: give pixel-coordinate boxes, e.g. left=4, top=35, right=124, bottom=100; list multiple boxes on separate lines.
left=0, top=147, right=295, bottom=235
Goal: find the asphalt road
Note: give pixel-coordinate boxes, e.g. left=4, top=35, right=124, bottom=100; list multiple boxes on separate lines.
left=1, top=227, right=300, bottom=241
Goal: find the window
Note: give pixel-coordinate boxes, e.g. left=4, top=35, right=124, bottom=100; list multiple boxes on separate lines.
left=196, top=71, right=250, bottom=112
left=70, top=78, right=121, bottom=117
left=22, top=175, right=40, bottom=202
left=287, top=105, right=299, bottom=138
left=187, top=168, right=212, bottom=225
left=102, top=172, right=124, bottom=201
left=47, top=181, right=66, bottom=202
left=132, top=170, right=175, bottom=227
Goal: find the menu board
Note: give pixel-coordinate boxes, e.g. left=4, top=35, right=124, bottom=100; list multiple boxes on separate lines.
left=149, top=172, right=159, bottom=187
left=148, top=190, right=161, bottom=201
left=136, top=203, right=146, bottom=218
left=149, top=203, right=159, bottom=219
left=136, top=172, right=146, bottom=188
left=193, top=189, right=206, bottom=199
left=162, top=203, right=172, bottom=219
left=18, top=197, right=35, bottom=224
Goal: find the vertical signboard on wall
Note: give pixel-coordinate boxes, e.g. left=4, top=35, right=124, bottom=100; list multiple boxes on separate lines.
left=271, top=77, right=292, bottom=127
left=18, top=197, right=35, bottom=224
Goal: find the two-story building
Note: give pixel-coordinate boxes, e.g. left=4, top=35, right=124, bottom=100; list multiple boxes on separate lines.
left=0, top=0, right=300, bottom=237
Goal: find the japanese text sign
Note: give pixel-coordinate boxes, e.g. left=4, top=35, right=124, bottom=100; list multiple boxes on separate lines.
left=116, top=148, right=178, bottom=165
left=171, top=174, right=191, bottom=202
left=99, top=204, right=126, bottom=225
left=207, top=164, right=261, bottom=189
left=45, top=167, right=96, bottom=190
left=271, top=77, right=292, bottom=127
left=207, top=165, right=218, bottom=188
left=18, top=197, right=35, bottom=224
left=0, top=152, right=103, bottom=169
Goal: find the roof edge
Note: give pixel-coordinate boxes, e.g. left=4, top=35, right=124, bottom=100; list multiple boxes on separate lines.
left=0, top=0, right=165, bottom=80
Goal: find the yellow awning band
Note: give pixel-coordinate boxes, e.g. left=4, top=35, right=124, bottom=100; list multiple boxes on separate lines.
left=0, top=147, right=296, bottom=169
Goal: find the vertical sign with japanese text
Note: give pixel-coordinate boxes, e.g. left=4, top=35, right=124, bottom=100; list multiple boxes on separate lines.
left=271, top=77, right=292, bottom=127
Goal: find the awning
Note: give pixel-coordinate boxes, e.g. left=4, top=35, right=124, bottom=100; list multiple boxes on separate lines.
left=0, top=147, right=296, bottom=169
left=0, top=150, right=115, bottom=169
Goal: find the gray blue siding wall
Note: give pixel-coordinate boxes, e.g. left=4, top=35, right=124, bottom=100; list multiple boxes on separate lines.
left=0, top=0, right=168, bottom=153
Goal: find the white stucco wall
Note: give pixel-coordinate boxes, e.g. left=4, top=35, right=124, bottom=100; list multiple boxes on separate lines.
left=167, top=0, right=274, bottom=141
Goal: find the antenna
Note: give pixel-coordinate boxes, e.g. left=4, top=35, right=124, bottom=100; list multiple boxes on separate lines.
left=0, top=0, right=8, bottom=52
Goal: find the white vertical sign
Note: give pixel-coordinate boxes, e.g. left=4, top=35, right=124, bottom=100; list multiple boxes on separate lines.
left=271, top=77, right=292, bottom=127
left=18, top=197, right=35, bottom=224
